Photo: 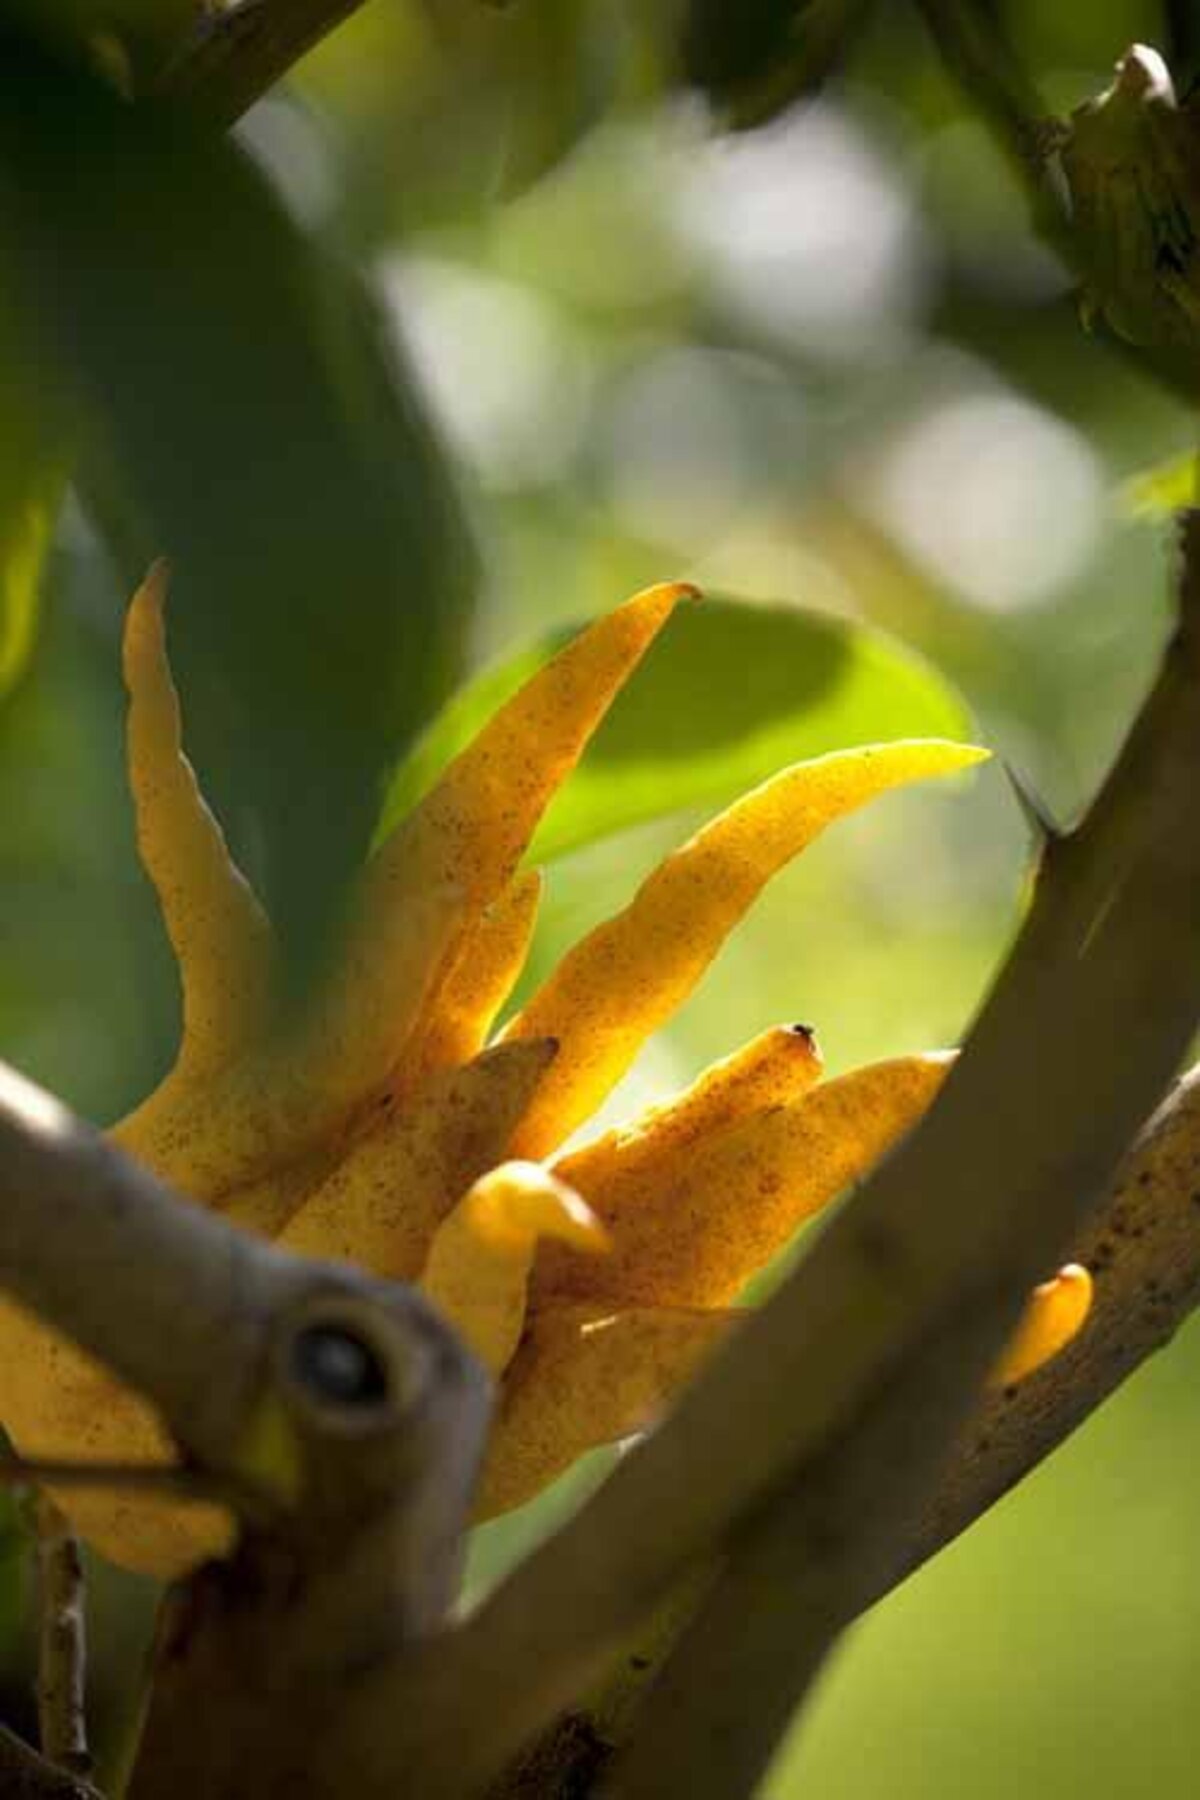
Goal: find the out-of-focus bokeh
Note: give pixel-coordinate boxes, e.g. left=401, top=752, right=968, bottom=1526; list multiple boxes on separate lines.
left=2, top=1, right=1199, bottom=1792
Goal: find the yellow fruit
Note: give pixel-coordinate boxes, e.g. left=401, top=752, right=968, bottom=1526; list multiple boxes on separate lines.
left=0, top=571, right=988, bottom=1574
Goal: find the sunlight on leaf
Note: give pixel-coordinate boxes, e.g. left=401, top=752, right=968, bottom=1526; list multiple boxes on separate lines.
left=378, top=597, right=974, bottom=862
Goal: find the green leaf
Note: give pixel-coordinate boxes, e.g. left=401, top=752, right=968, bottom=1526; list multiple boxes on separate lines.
left=0, top=39, right=477, bottom=992
left=379, top=596, right=975, bottom=863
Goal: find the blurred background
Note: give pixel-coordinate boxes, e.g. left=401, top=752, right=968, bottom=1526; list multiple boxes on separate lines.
left=2, top=0, right=1199, bottom=1794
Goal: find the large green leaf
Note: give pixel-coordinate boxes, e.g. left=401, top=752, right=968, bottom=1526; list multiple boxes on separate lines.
left=0, top=36, right=477, bottom=991
left=379, top=596, right=975, bottom=863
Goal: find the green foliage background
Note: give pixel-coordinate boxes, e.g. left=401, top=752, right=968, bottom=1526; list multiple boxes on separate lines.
left=1, top=1, right=1198, bottom=1792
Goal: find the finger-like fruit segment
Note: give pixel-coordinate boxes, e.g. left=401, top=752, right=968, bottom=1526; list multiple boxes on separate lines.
left=121, top=563, right=274, bottom=1082
left=0, top=1293, right=230, bottom=1577
left=271, top=877, right=465, bottom=1133
left=285, top=583, right=690, bottom=1147
left=478, top=1302, right=734, bottom=1517
left=112, top=566, right=276, bottom=1175
left=363, top=580, right=694, bottom=917
left=503, top=742, right=987, bottom=1158
left=990, top=1262, right=1094, bottom=1388
left=113, top=881, right=464, bottom=1202
left=537, top=1053, right=953, bottom=1310
left=220, top=1142, right=344, bottom=1240
left=279, top=1039, right=559, bottom=1278
left=554, top=1023, right=823, bottom=1197
left=403, top=869, right=543, bottom=1087
left=420, top=1163, right=609, bottom=1375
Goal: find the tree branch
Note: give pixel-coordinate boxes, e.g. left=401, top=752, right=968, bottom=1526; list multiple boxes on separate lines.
left=0, top=1061, right=492, bottom=1796
left=34, top=1500, right=89, bottom=1780
left=914, top=0, right=1200, bottom=405
left=330, top=514, right=1200, bottom=1800
left=488, top=1059, right=1200, bottom=1797
left=152, top=0, right=368, bottom=127
left=913, top=0, right=1057, bottom=177
left=0, top=1062, right=310, bottom=1470
left=906, top=1060, right=1200, bottom=1571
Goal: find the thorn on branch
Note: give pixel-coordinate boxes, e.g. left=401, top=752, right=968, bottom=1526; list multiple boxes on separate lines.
left=999, top=759, right=1064, bottom=849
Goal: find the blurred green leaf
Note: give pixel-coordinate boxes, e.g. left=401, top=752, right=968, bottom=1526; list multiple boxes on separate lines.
left=305, top=0, right=628, bottom=241
left=0, top=301, right=64, bottom=703
left=1, top=0, right=196, bottom=88
left=379, top=596, right=975, bottom=863
left=0, top=35, right=477, bottom=991
left=1120, top=447, right=1198, bottom=520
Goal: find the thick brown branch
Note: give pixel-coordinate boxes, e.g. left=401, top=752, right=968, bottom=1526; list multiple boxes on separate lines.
left=0, top=1065, right=492, bottom=1799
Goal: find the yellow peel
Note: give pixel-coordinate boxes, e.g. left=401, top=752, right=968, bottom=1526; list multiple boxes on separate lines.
left=990, top=1262, right=1094, bottom=1389
left=113, top=879, right=465, bottom=1201
left=478, top=1302, right=734, bottom=1517
left=554, top=1023, right=823, bottom=1198
left=121, top=563, right=274, bottom=1083
left=32, top=573, right=989, bottom=1577
left=420, top=1163, right=609, bottom=1376
left=537, top=1053, right=953, bottom=1311
left=220, top=1141, right=345, bottom=1240
left=279, top=1038, right=559, bottom=1279
left=112, top=565, right=276, bottom=1176
left=284, top=582, right=691, bottom=1148
left=0, top=1292, right=230, bottom=1576
left=504, top=741, right=987, bottom=1158
left=362, top=580, right=694, bottom=920
left=402, top=868, right=543, bottom=1087
left=268, top=876, right=466, bottom=1137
